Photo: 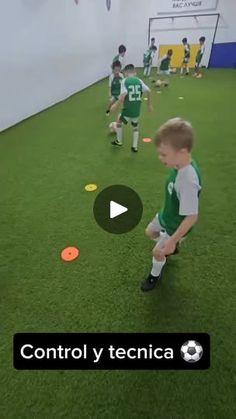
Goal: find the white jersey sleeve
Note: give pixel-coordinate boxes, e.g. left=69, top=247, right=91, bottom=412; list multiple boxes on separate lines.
left=120, top=78, right=128, bottom=96
left=175, top=165, right=201, bottom=216
left=109, top=74, right=114, bottom=87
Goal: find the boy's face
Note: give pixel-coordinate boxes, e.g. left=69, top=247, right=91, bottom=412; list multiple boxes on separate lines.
left=114, top=66, right=121, bottom=75
left=121, top=52, right=126, bottom=57
left=157, top=143, right=184, bottom=168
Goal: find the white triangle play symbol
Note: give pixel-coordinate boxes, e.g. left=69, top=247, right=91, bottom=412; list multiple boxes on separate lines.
left=110, top=200, right=128, bottom=219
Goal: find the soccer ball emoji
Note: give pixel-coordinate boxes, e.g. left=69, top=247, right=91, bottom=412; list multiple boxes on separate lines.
left=180, top=340, right=203, bottom=363
left=109, top=122, right=117, bottom=133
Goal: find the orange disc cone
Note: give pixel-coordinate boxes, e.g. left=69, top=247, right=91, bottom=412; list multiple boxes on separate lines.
left=143, top=138, right=152, bottom=143
left=61, top=246, right=80, bottom=262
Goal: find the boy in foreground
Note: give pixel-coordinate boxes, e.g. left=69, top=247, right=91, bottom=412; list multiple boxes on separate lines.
left=110, top=64, right=153, bottom=152
left=141, top=118, right=202, bottom=292
left=106, top=60, right=123, bottom=116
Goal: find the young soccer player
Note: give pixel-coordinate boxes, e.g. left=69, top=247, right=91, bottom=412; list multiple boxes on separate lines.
left=143, top=46, right=157, bottom=77
left=194, top=36, right=206, bottom=78
left=106, top=60, right=124, bottom=116
left=112, top=45, right=127, bottom=69
left=150, top=37, right=156, bottom=50
left=143, top=48, right=152, bottom=77
left=180, top=38, right=191, bottom=75
left=110, top=64, right=153, bottom=152
left=157, top=49, right=173, bottom=75
left=141, top=118, right=201, bottom=292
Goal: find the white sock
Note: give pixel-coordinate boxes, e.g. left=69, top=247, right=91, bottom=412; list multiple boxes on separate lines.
left=132, top=129, right=139, bottom=149
left=186, top=66, right=189, bottom=73
left=144, top=67, right=147, bottom=76
left=147, top=65, right=151, bottom=76
left=151, top=257, right=166, bottom=277
left=180, top=67, right=183, bottom=74
left=116, top=126, right=123, bottom=143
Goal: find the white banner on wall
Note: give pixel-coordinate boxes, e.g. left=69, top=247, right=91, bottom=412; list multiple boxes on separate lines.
left=157, top=0, right=218, bottom=14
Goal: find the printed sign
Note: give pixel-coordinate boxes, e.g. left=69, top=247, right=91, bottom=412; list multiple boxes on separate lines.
left=157, top=0, right=218, bottom=14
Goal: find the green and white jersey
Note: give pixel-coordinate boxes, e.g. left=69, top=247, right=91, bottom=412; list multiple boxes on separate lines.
left=158, top=160, right=202, bottom=236
left=143, top=49, right=153, bottom=66
left=120, top=77, right=150, bottom=118
left=112, top=54, right=124, bottom=68
left=184, top=44, right=191, bottom=59
left=109, top=72, right=124, bottom=97
left=196, top=45, right=205, bottom=63
left=160, top=55, right=171, bottom=71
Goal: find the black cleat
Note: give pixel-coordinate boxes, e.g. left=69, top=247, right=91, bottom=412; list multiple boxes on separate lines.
left=106, top=110, right=110, bottom=116
left=111, top=140, right=122, bottom=146
left=131, top=146, right=138, bottom=152
left=141, top=273, right=161, bottom=292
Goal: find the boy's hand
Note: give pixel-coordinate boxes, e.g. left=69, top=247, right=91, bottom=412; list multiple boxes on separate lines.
left=160, top=238, right=176, bottom=256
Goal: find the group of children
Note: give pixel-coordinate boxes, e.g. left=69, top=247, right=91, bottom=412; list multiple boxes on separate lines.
left=143, top=36, right=206, bottom=78
left=104, top=43, right=202, bottom=290
left=180, top=36, right=206, bottom=77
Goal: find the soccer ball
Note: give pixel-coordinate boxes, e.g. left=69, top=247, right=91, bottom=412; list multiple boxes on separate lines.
left=109, top=122, right=117, bottom=133
left=155, top=79, right=162, bottom=88
left=180, top=340, right=203, bottom=363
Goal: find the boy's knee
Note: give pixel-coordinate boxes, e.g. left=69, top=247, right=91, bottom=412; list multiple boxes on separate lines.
left=145, top=227, right=152, bottom=238
left=152, top=247, right=163, bottom=260
left=145, top=227, right=159, bottom=240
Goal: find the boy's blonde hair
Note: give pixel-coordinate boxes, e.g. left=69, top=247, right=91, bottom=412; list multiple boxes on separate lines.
left=155, top=118, right=193, bottom=151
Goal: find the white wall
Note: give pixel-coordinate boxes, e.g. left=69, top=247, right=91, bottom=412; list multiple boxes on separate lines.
left=0, top=0, right=124, bottom=131
left=124, top=0, right=236, bottom=67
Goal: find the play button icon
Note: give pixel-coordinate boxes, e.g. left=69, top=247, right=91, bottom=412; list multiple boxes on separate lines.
left=110, top=201, right=128, bottom=219
left=93, top=185, right=143, bottom=234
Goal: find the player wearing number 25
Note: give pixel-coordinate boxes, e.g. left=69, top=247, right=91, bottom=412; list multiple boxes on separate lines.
left=110, top=64, right=153, bottom=152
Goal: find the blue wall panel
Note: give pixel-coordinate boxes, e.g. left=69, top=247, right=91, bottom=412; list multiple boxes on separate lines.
left=209, top=42, right=236, bottom=68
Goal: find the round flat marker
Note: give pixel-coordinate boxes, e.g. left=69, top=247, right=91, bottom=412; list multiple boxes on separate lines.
left=178, top=96, right=184, bottom=100
left=143, top=98, right=148, bottom=101
left=143, top=138, right=152, bottom=143
left=157, top=91, right=162, bottom=94
left=85, top=184, right=97, bottom=192
left=61, top=247, right=80, bottom=262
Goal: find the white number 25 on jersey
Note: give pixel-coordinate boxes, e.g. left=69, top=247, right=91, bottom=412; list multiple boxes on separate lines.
left=128, top=85, right=142, bottom=101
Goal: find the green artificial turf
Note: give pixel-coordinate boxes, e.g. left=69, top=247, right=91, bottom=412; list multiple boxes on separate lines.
left=0, top=69, right=236, bottom=418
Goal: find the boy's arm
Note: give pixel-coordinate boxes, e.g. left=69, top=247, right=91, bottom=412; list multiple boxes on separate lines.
left=160, top=215, right=198, bottom=256
left=141, top=81, right=153, bottom=112
left=108, top=75, right=113, bottom=98
left=160, top=178, right=200, bottom=255
left=110, top=93, right=126, bottom=113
